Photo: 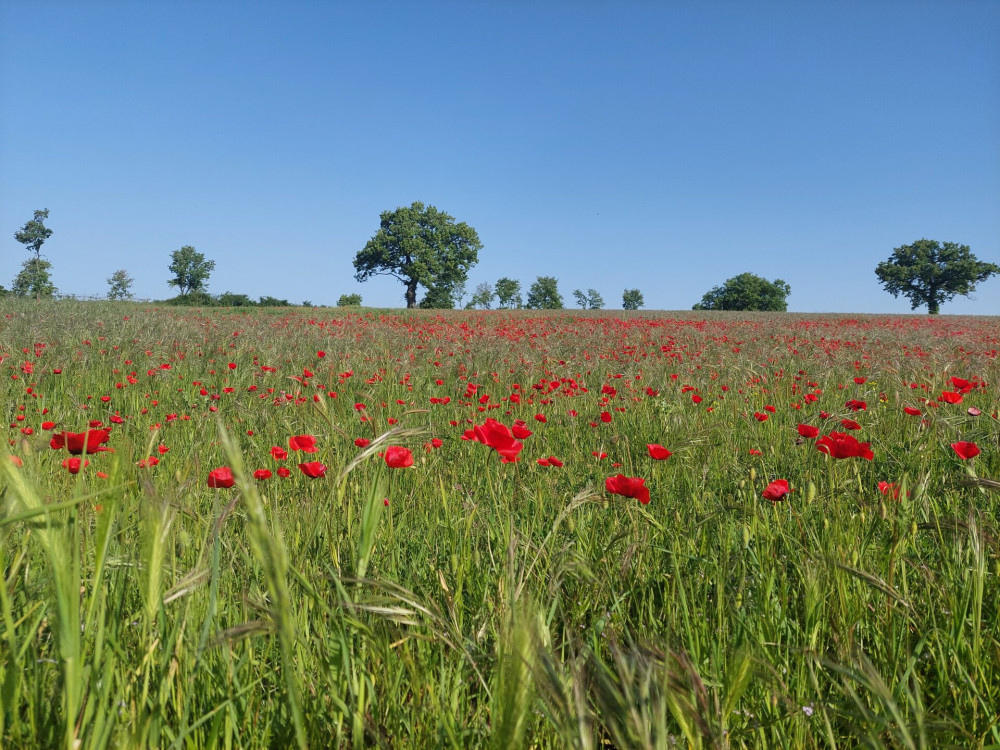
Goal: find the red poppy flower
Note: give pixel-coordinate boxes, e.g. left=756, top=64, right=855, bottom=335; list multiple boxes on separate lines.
left=253, top=469, right=273, bottom=480
left=354, top=437, right=371, bottom=448
left=41, top=421, right=56, bottom=430
left=762, top=479, right=790, bottom=502
left=511, top=423, right=533, bottom=439
left=845, top=400, right=867, bottom=412
left=600, top=411, right=612, bottom=423
left=298, top=461, right=328, bottom=478
left=815, top=432, right=873, bottom=460
left=50, top=428, right=112, bottom=455
left=533, top=413, right=547, bottom=423
left=951, top=441, right=980, bottom=460
left=472, top=418, right=524, bottom=461
left=754, top=412, right=769, bottom=422
left=797, top=424, right=819, bottom=438
left=646, top=444, right=672, bottom=460
left=877, top=481, right=902, bottom=500
left=62, top=457, right=89, bottom=474
left=840, top=418, right=862, bottom=431
left=289, top=434, right=318, bottom=453
left=592, top=451, right=608, bottom=459
left=207, top=467, right=235, bottom=488
left=903, top=406, right=922, bottom=416
left=270, top=446, right=288, bottom=460
left=691, top=394, right=703, bottom=404
left=384, top=446, right=414, bottom=468
left=277, top=466, right=291, bottom=478
left=853, top=377, right=867, bottom=385
left=605, top=474, right=650, bottom=504
left=939, top=391, right=963, bottom=405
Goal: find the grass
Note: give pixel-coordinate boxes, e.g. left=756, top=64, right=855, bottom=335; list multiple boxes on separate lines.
left=1, top=300, right=998, bottom=748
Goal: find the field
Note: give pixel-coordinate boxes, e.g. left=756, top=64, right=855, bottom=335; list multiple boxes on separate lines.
left=1, top=301, right=998, bottom=749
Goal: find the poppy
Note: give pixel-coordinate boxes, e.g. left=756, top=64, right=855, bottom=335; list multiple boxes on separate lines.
left=877, top=481, right=904, bottom=500
left=762, top=479, right=790, bottom=502
left=600, top=411, right=612, bottom=423
left=951, top=442, right=980, bottom=460
left=840, top=418, right=862, bottom=431
left=903, top=407, right=922, bottom=416
left=845, top=400, right=867, bottom=412
left=50, top=428, right=112, bottom=455
left=62, top=457, right=89, bottom=474
left=298, top=461, right=328, bottom=478
left=384, top=446, right=414, bottom=468
left=797, top=424, right=819, bottom=438
left=815, top=432, right=873, bottom=460
left=253, top=469, right=273, bottom=480
left=511, top=423, right=533, bottom=439
left=270, top=446, right=288, bottom=460
left=605, top=474, right=650, bottom=504
left=754, top=412, right=769, bottom=422
left=289, top=434, right=318, bottom=453
left=939, top=391, right=963, bottom=405
left=646, top=444, right=672, bottom=460
left=354, top=437, right=371, bottom=448
left=473, top=418, right=524, bottom=461
left=207, top=467, right=236, bottom=488
left=277, top=466, right=291, bottom=478
left=534, top=413, right=547, bottom=423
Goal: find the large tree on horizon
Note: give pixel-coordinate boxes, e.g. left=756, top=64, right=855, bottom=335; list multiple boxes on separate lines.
left=875, top=239, right=999, bottom=314
left=353, top=202, right=482, bottom=309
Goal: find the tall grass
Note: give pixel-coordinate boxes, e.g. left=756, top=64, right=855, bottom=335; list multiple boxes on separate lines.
left=1, top=301, right=998, bottom=748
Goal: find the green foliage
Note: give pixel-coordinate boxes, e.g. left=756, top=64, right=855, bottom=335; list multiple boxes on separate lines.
left=14, top=209, right=53, bottom=259
left=337, top=293, right=362, bottom=306
left=622, top=288, right=644, bottom=310
left=572, top=288, right=604, bottom=310
left=418, top=282, right=456, bottom=309
left=167, top=245, right=215, bottom=296
left=494, top=277, right=522, bottom=309
left=468, top=282, right=496, bottom=310
left=693, top=272, right=790, bottom=311
left=875, top=239, right=999, bottom=314
left=11, top=258, right=57, bottom=298
left=163, top=290, right=217, bottom=306
left=105, top=269, right=134, bottom=300
left=258, top=295, right=291, bottom=307
left=217, top=291, right=257, bottom=307
left=353, top=201, right=482, bottom=308
left=526, top=276, right=564, bottom=309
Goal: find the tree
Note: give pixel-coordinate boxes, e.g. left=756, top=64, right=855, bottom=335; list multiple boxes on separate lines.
left=12, top=258, right=57, bottom=298
left=167, top=246, right=215, bottom=296
left=693, top=272, right=790, bottom=311
left=418, top=282, right=456, bottom=309
left=467, top=282, right=495, bottom=309
left=874, top=239, right=999, bottom=315
left=526, top=276, right=564, bottom=309
left=622, top=288, right=644, bottom=310
left=572, top=288, right=604, bottom=310
left=495, top=277, right=522, bottom=309
left=218, top=291, right=257, bottom=307
left=15, top=209, right=53, bottom=261
left=353, top=201, right=482, bottom=309
left=338, top=293, right=362, bottom=306
left=258, top=295, right=291, bottom=307
left=106, top=269, right=134, bottom=300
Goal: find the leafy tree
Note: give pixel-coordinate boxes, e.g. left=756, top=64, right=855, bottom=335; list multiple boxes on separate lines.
left=218, top=291, right=257, bottom=307
left=259, top=295, right=291, bottom=307
left=418, top=282, right=457, bottom=309
left=106, top=269, right=134, bottom=300
left=167, top=245, right=215, bottom=296
left=526, top=276, right=564, bottom=309
left=494, top=277, right=522, bottom=309
left=874, top=239, right=999, bottom=314
left=353, top=201, right=482, bottom=308
left=622, top=288, right=644, bottom=310
left=572, top=288, right=604, bottom=310
left=15, top=209, right=53, bottom=261
left=693, top=272, right=790, bottom=311
left=164, top=290, right=215, bottom=306
left=12, top=258, right=57, bottom=298
left=468, top=282, right=495, bottom=309
left=338, top=293, right=362, bottom=306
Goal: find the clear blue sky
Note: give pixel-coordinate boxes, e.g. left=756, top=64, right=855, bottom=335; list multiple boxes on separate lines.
left=2, top=0, right=998, bottom=313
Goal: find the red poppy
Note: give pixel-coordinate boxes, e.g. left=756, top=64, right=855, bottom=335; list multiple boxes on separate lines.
left=592, top=451, right=608, bottom=459
left=354, top=437, right=371, bottom=448
left=605, top=474, right=650, bottom=504
left=853, top=377, right=867, bottom=385
left=289, top=434, right=318, bottom=453
left=472, top=418, right=524, bottom=461
left=903, top=407, right=922, bottom=416
left=646, top=444, right=672, bottom=460
left=600, top=411, right=612, bottom=423
left=41, top=421, right=56, bottom=430
left=951, top=441, right=980, bottom=460
left=797, top=424, right=819, bottom=438
left=754, top=412, right=769, bottom=422
left=939, top=391, right=963, bottom=405
left=762, top=479, right=790, bottom=502
left=840, top=418, right=862, bottom=431
left=298, top=461, right=328, bottom=478
left=277, top=466, right=291, bottom=478
left=207, top=467, right=235, bottom=488
left=384, top=446, right=414, bottom=468
left=691, top=394, right=703, bottom=404
left=533, top=413, right=547, bottom=423
left=815, top=432, right=873, bottom=460
left=877, top=481, right=903, bottom=500
left=62, top=457, right=89, bottom=474
left=511, top=422, right=533, bottom=439
left=845, top=400, right=867, bottom=412
left=270, top=446, right=288, bottom=460
left=253, top=469, right=273, bottom=480
left=50, top=428, right=112, bottom=455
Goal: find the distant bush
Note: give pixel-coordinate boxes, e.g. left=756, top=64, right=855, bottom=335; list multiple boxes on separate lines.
left=338, top=293, right=363, bottom=306
left=258, top=295, right=291, bottom=307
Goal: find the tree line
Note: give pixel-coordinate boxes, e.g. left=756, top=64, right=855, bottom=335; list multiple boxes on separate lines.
left=6, top=206, right=999, bottom=313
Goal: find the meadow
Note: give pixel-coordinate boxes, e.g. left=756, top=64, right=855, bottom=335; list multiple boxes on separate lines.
left=1, top=301, right=998, bottom=749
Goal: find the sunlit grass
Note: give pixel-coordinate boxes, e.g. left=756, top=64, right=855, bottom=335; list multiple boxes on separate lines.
left=1, top=300, right=998, bottom=748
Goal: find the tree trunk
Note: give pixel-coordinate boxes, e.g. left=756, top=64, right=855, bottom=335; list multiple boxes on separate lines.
left=405, top=280, right=417, bottom=308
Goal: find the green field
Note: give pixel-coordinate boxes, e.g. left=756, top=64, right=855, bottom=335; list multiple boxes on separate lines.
left=1, top=302, right=998, bottom=749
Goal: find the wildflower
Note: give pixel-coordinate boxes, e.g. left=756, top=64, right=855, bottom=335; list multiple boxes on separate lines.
left=903, top=406, right=922, bottom=416
left=298, top=461, right=328, bottom=478
left=270, top=446, right=288, bottom=460
left=50, top=428, right=112, bottom=455
left=605, top=474, right=650, bottom=504
left=762, top=479, right=791, bottom=502
left=354, top=437, right=371, bottom=448
left=288, top=434, right=318, bottom=453
left=816, top=432, right=873, bottom=460
left=951, top=441, right=980, bottom=460
left=845, top=399, right=867, bottom=412
left=384, top=446, right=414, bottom=468
left=253, top=469, right=273, bottom=480
left=646, top=444, right=672, bottom=460
left=62, top=457, right=89, bottom=474
left=797, top=424, right=819, bottom=438
left=472, top=418, right=524, bottom=462
left=207, top=467, right=236, bottom=488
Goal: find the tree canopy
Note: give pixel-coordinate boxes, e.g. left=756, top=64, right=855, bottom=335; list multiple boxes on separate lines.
left=874, top=239, right=999, bottom=314
left=353, top=202, right=482, bottom=309
left=622, top=288, right=644, bottom=310
left=572, top=288, right=604, bottom=310
left=167, top=246, right=215, bottom=296
left=526, top=276, right=564, bottom=309
left=106, top=269, right=134, bottom=300
left=12, top=258, right=57, bottom=298
left=494, top=277, right=522, bottom=309
left=693, top=273, right=790, bottom=312
left=15, top=209, right=53, bottom=260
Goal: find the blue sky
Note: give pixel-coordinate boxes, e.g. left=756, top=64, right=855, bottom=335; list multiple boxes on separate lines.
left=2, top=0, right=998, bottom=313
